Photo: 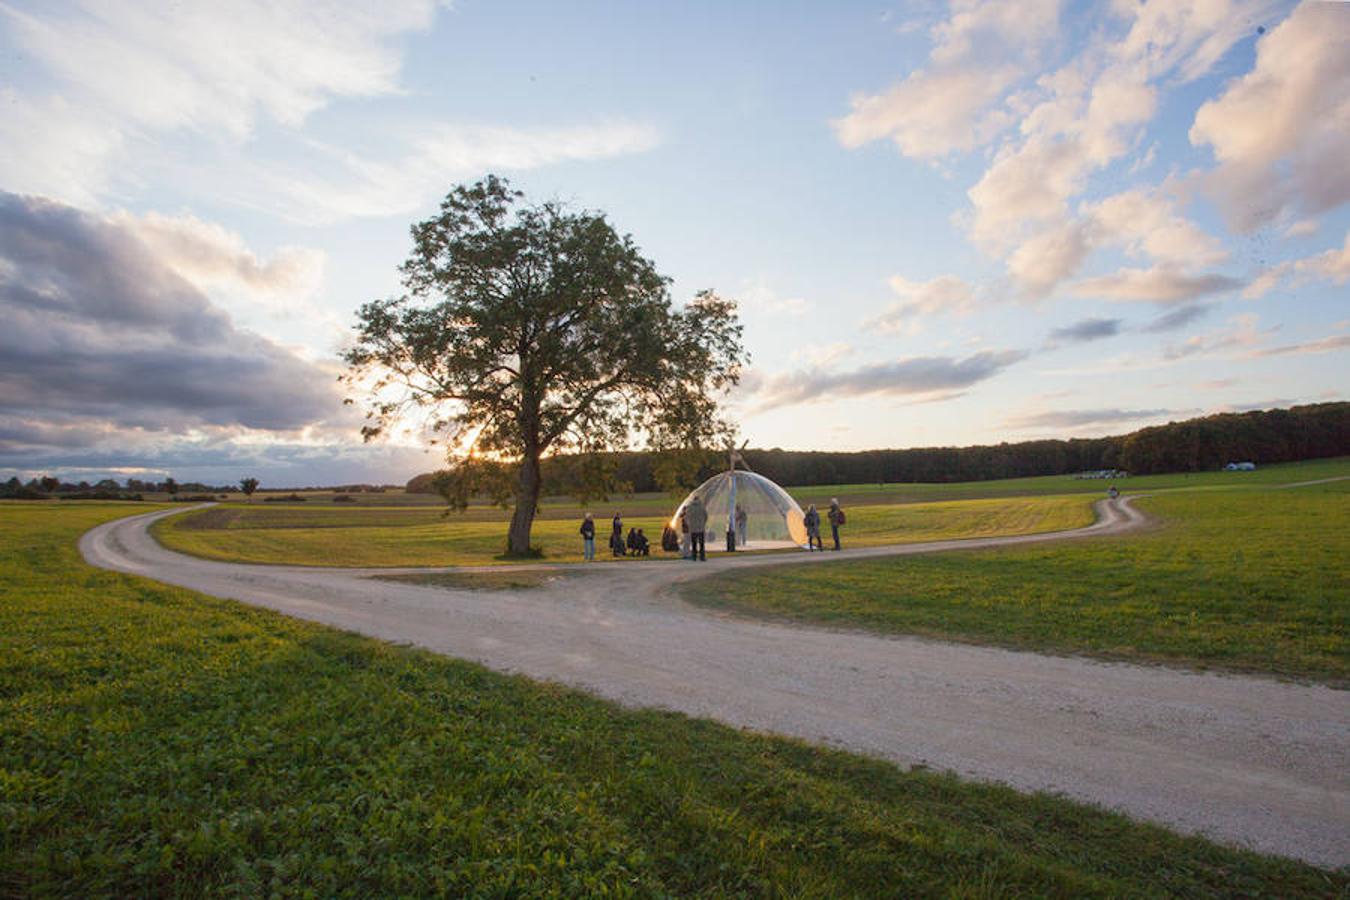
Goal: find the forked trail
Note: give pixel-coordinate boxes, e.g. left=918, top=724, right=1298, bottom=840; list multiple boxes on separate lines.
left=80, top=498, right=1348, bottom=869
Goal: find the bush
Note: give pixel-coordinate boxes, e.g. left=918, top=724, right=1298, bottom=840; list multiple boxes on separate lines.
left=57, top=492, right=143, bottom=501
left=262, top=493, right=308, bottom=503
left=332, top=494, right=356, bottom=503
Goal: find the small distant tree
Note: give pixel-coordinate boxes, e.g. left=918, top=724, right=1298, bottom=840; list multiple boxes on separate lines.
left=164, top=477, right=178, bottom=498
left=345, top=175, right=746, bottom=556
left=240, top=477, right=260, bottom=500
left=39, top=476, right=60, bottom=493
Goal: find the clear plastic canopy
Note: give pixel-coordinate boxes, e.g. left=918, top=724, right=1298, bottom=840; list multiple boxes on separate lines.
left=671, top=470, right=808, bottom=550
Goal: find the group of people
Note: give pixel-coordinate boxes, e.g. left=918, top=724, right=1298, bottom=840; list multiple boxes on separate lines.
left=803, top=499, right=845, bottom=551
left=579, top=495, right=846, bottom=561
left=578, top=513, right=650, bottom=560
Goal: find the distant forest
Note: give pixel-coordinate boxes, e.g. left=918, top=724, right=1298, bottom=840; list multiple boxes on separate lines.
left=406, top=402, right=1350, bottom=494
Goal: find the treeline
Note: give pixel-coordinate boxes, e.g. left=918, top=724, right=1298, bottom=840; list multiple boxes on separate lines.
left=405, top=402, right=1350, bottom=494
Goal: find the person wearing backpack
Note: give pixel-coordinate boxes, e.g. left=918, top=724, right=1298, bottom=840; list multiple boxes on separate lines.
left=828, top=498, right=845, bottom=551
left=579, top=513, right=596, bottom=561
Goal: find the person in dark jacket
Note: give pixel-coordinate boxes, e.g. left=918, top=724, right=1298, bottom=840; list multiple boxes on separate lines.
left=804, top=504, right=822, bottom=551
left=684, top=495, right=708, bottom=561
left=634, top=528, right=650, bottom=556
left=626, top=527, right=639, bottom=555
left=827, top=498, right=845, bottom=551
left=661, top=523, right=680, bottom=553
left=580, top=512, right=596, bottom=561
left=610, top=513, right=624, bottom=556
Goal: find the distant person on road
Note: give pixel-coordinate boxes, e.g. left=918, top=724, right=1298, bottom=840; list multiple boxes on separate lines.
left=685, top=495, right=708, bottom=561
left=610, top=513, right=624, bottom=557
left=827, top=498, right=845, bottom=551
left=735, top=504, right=748, bottom=547
left=804, top=504, right=822, bottom=551
left=580, top=512, right=596, bottom=561
left=1107, top=485, right=1120, bottom=500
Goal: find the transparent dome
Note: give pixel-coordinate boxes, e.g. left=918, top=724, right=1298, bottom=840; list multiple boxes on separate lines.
left=671, top=470, right=808, bottom=550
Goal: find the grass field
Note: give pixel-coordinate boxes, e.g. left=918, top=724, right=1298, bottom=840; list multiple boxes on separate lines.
left=151, top=494, right=1096, bottom=567
left=2, top=503, right=1343, bottom=896
left=685, top=479, right=1350, bottom=685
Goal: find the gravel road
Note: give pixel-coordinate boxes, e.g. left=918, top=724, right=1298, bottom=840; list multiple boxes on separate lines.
left=80, top=498, right=1349, bottom=868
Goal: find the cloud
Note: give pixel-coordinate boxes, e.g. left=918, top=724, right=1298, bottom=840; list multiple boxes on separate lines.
left=0, top=1, right=442, bottom=205
left=1003, top=407, right=1179, bottom=429
left=1190, top=1, right=1350, bottom=232
left=111, top=211, right=324, bottom=296
left=0, top=191, right=344, bottom=438
left=253, top=122, right=662, bottom=224
left=1162, top=313, right=1273, bottom=360
left=832, top=0, right=1062, bottom=158
left=1141, top=304, right=1211, bottom=333
left=868, top=275, right=978, bottom=332
left=1250, top=334, right=1350, bottom=358
left=1242, top=229, right=1350, bottom=298
left=1284, top=219, right=1319, bottom=238
left=1085, top=188, right=1228, bottom=268
left=747, top=349, right=1027, bottom=412
left=1071, top=266, right=1243, bottom=304
left=1006, top=219, right=1094, bottom=297
left=1047, top=317, right=1122, bottom=344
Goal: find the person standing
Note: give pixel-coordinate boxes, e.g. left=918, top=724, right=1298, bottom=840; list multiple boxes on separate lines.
left=804, top=504, right=822, bottom=551
left=610, top=512, right=624, bottom=557
left=679, top=511, right=691, bottom=559
left=580, top=512, right=596, bottom=561
left=735, top=504, right=748, bottom=548
left=685, top=494, right=708, bottom=561
left=827, top=498, right=845, bottom=551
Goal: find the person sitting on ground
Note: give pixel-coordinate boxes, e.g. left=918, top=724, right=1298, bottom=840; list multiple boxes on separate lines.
left=626, top=527, right=639, bottom=555
left=661, top=523, right=680, bottom=553
left=634, top=528, right=650, bottom=556
left=804, top=504, right=822, bottom=551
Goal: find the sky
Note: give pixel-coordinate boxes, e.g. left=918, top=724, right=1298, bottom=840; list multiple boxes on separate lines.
left=1, top=0, right=1347, bottom=486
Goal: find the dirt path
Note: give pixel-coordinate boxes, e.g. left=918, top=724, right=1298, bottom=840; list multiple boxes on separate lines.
left=80, top=499, right=1348, bottom=869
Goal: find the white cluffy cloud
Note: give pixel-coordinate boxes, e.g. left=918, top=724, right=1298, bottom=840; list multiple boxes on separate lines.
left=833, top=0, right=1062, bottom=158
left=0, top=0, right=442, bottom=205
left=868, top=275, right=978, bottom=332
left=1243, top=230, right=1350, bottom=299
left=1190, top=1, right=1350, bottom=232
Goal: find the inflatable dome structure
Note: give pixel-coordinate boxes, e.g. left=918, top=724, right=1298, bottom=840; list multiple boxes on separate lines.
left=671, top=469, right=808, bottom=550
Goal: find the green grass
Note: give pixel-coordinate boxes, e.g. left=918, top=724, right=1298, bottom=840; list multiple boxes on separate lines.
left=152, top=495, right=1095, bottom=567
left=684, top=481, right=1350, bottom=685
left=3, top=503, right=1344, bottom=896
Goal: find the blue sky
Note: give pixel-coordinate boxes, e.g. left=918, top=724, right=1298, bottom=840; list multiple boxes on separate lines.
left=1, top=0, right=1346, bottom=485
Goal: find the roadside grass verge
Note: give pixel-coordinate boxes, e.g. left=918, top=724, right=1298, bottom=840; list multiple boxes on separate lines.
left=373, top=570, right=572, bottom=591
left=152, top=495, right=1094, bottom=568
left=683, top=483, right=1350, bottom=685
left=2, top=502, right=1343, bottom=896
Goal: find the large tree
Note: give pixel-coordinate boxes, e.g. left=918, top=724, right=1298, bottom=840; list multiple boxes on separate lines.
left=344, top=176, right=746, bottom=556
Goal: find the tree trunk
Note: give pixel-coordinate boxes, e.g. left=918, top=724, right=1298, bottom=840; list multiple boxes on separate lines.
left=506, top=452, right=542, bottom=556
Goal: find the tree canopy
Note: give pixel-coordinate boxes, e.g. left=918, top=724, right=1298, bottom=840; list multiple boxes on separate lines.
left=344, top=176, right=746, bottom=554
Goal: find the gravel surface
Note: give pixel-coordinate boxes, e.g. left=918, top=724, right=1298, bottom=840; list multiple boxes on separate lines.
left=80, top=498, right=1349, bottom=868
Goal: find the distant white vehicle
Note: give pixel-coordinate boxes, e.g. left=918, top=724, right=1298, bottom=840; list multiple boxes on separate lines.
left=1224, top=461, right=1257, bottom=471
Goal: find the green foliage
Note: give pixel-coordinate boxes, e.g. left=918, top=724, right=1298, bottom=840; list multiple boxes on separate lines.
left=239, top=477, right=259, bottom=498
left=2, top=503, right=1341, bottom=896
left=687, top=483, right=1350, bottom=684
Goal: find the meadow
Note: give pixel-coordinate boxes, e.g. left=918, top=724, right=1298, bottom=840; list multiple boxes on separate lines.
left=151, top=494, right=1095, bottom=567
left=2, top=502, right=1343, bottom=896
left=685, top=478, right=1350, bottom=685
